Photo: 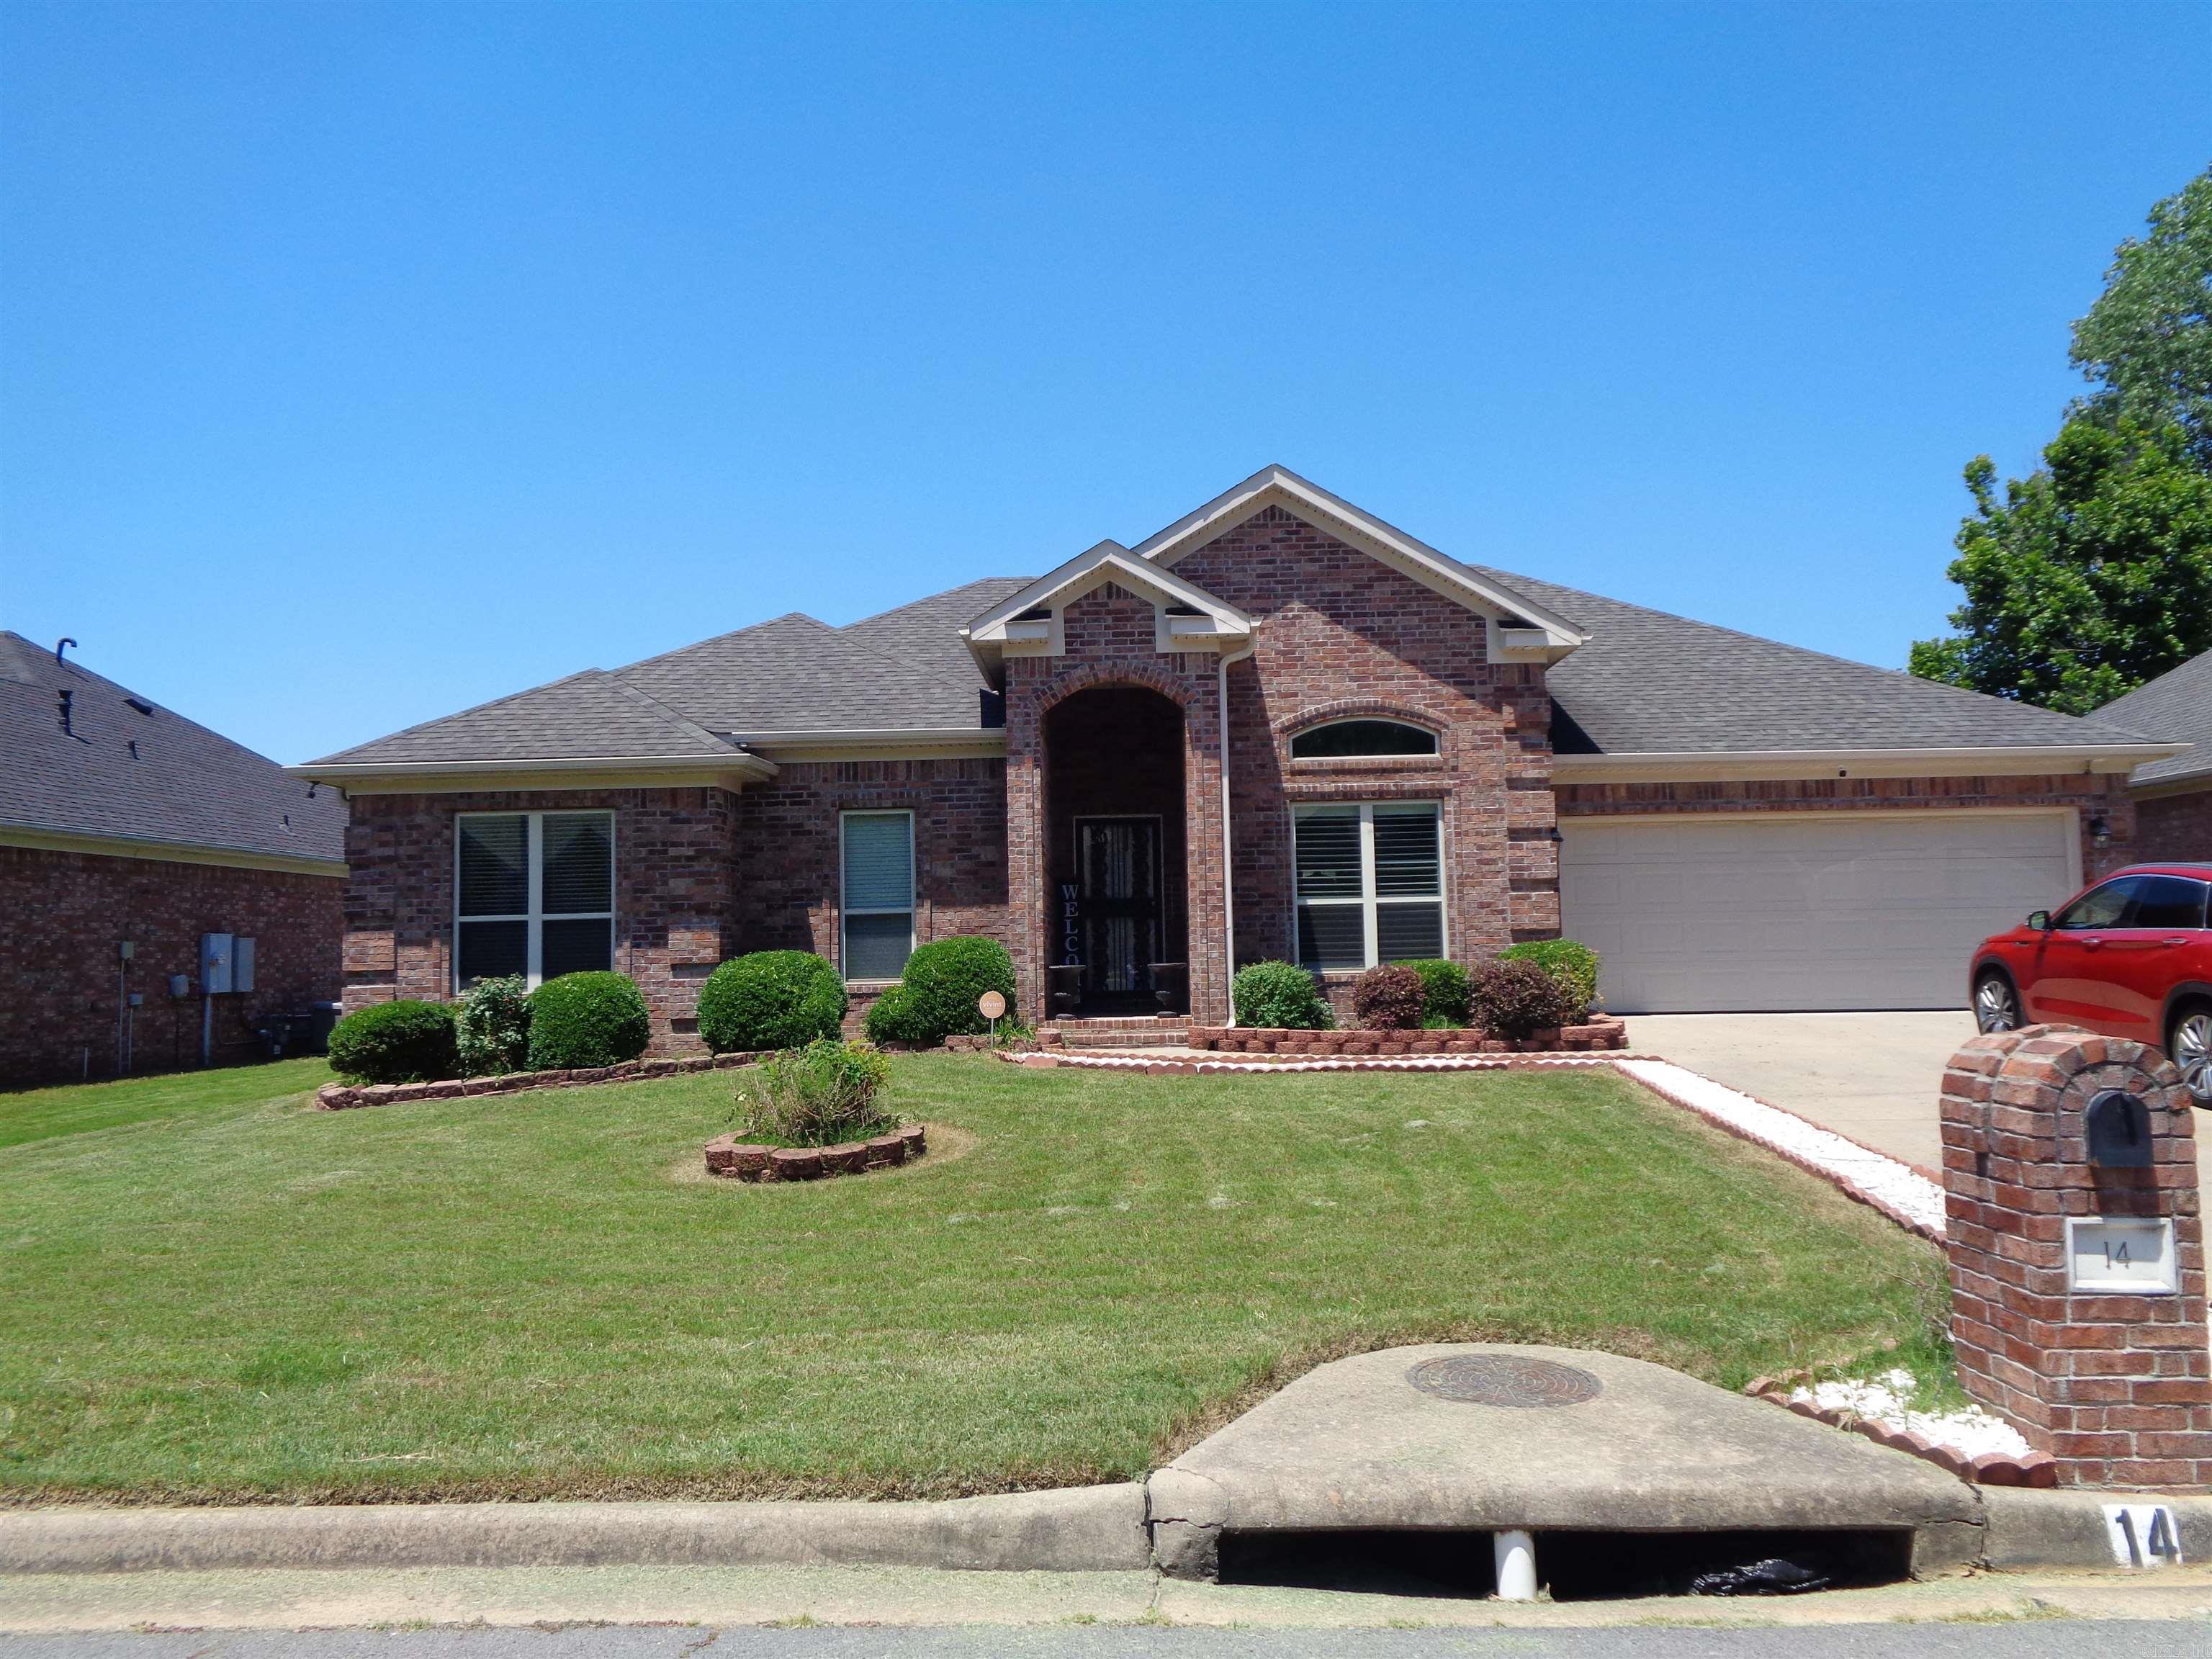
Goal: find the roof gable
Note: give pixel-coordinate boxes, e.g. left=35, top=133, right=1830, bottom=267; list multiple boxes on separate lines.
left=1133, top=465, right=1586, bottom=651
left=963, top=541, right=1253, bottom=664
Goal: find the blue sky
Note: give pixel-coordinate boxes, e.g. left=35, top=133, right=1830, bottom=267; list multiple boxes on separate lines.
left=3, top=3, right=2206, bottom=764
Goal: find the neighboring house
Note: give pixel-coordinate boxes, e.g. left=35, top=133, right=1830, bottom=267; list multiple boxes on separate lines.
left=2096, top=648, right=2212, bottom=863
left=0, top=632, right=346, bottom=1084
left=297, top=467, right=2177, bottom=1040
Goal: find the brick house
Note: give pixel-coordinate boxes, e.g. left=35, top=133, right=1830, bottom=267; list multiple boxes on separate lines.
left=298, top=467, right=2182, bottom=1046
left=2097, top=647, right=2212, bottom=864
left=1, top=632, right=346, bottom=1084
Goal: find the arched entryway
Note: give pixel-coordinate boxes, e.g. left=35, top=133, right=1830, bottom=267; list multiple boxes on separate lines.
left=1043, top=685, right=1190, bottom=1014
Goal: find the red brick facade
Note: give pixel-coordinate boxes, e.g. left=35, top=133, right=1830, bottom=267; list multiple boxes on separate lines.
left=1177, top=507, right=1550, bottom=1017
left=328, top=505, right=2162, bottom=1051
left=341, top=787, right=740, bottom=1053
left=1942, top=1025, right=2212, bottom=1490
left=0, top=844, right=341, bottom=1086
left=2133, top=786, right=2212, bottom=865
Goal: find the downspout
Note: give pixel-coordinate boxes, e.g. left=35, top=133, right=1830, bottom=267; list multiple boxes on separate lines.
left=1218, top=639, right=1256, bottom=1026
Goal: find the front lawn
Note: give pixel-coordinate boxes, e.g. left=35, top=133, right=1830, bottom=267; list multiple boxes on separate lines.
left=0, top=1054, right=1938, bottom=1503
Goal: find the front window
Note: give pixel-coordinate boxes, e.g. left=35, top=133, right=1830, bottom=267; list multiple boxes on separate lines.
left=455, top=811, right=614, bottom=989
left=2053, top=878, right=2142, bottom=931
left=1293, top=802, right=1444, bottom=970
left=841, top=810, right=915, bottom=981
left=1289, top=719, right=1439, bottom=759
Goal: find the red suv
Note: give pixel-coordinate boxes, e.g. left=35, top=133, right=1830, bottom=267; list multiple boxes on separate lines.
left=1971, top=863, right=2212, bottom=1106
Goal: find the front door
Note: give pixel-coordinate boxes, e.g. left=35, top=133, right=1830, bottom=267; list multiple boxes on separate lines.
left=1075, top=817, right=1162, bottom=1011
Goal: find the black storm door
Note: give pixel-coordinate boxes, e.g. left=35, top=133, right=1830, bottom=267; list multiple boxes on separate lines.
left=1076, top=817, right=1163, bottom=1005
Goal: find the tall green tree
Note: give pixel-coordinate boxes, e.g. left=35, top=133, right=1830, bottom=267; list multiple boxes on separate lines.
left=1907, top=418, right=2212, bottom=714
left=2069, top=167, right=2212, bottom=466
left=1914, top=166, right=2212, bottom=710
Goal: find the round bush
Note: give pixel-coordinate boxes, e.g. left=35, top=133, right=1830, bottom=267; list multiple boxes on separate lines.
left=900, top=936, right=1017, bottom=1043
left=861, top=983, right=933, bottom=1046
left=1498, top=940, right=1601, bottom=1022
left=526, top=971, right=652, bottom=1070
left=1469, top=958, right=1575, bottom=1040
left=1397, top=958, right=1473, bottom=1026
left=1352, top=963, right=1425, bottom=1030
left=327, top=1000, right=459, bottom=1084
left=454, top=975, right=531, bottom=1076
left=696, top=950, right=847, bottom=1053
left=1231, top=961, right=1334, bottom=1030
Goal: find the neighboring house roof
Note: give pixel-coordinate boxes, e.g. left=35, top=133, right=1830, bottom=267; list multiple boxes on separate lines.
left=0, top=630, right=346, bottom=870
left=2095, top=649, right=2212, bottom=788
left=297, top=472, right=2179, bottom=780
left=1460, top=567, right=2159, bottom=760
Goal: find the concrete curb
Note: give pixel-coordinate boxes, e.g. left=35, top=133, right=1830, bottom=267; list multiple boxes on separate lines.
left=1981, top=1487, right=2212, bottom=1568
left=0, top=1486, right=1152, bottom=1576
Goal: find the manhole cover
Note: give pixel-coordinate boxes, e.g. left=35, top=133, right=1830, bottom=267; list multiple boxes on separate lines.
left=1406, top=1354, right=1603, bottom=1408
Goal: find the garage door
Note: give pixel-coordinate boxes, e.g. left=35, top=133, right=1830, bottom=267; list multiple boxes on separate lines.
left=1558, top=811, right=2077, bottom=1013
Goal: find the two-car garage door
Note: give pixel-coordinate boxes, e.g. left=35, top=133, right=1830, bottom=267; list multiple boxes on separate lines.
left=1558, top=811, right=2079, bottom=1013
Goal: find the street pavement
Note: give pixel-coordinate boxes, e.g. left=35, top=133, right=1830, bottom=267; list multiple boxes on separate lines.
left=2, top=1619, right=2206, bottom=1658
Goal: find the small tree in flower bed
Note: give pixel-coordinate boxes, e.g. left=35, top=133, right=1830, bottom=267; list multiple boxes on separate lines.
left=1352, top=964, right=1425, bottom=1030
left=734, top=1039, right=896, bottom=1147
left=455, top=975, right=531, bottom=1076
left=1231, top=961, right=1334, bottom=1029
left=1468, top=958, right=1575, bottom=1040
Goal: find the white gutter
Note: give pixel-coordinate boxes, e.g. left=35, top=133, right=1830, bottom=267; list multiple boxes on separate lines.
left=1549, top=742, right=2185, bottom=785
left=288, top=752, right=778, bottom=786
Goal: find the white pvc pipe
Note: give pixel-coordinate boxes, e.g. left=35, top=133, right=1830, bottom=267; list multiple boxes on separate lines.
left=1493, top=1529, right=1537, bottom=1601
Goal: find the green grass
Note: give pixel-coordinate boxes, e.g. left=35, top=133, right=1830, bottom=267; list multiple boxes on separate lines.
left=0, top=1053, right=1940, bottom=1504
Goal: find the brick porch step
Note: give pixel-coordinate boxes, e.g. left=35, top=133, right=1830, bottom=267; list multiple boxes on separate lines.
left=1040, top=1016, right=1192, bottom=1051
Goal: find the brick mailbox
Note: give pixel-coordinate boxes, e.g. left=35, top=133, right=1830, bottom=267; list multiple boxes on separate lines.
left=1941, top=1024, right=2212, bottom=1491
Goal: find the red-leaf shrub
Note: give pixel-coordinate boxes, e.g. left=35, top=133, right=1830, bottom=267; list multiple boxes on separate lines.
left=1468, top=958, right=1575, bottom=1039
left=1352, top=964, right=1426, bottom=1030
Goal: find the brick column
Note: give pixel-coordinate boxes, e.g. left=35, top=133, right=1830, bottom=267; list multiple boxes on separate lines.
left=1941, top=1023, right=2212, bottom=1491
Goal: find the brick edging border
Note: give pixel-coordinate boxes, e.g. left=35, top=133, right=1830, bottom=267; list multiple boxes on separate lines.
left=1002, top=1051, right=1656, bottom=1075
left=316, top=1051, right=766, bottom=1111
left=705, top=1123, right=926, bottom=1182
left=1177, top=1015, right=1629, bottom=1058
left=1740, top=1375, right=2057, bottom=1489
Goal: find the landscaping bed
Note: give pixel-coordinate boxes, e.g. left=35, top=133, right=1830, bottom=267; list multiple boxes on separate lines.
left=1, top=1053, right=1937, bottom=1505
left=1182, top=1016, right=1627, bottom=1056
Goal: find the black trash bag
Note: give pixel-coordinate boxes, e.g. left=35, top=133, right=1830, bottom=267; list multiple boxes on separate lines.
left=1689, top=1556, right=1833, bottom=1596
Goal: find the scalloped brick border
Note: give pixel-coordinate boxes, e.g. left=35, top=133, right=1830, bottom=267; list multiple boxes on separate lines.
left=1180, top=1015, right=1627, bottom=1058
left=315, top=1051, right=765, bottom=1111
left=1000, top=1050, right=1656, bottom=1074
left=1741, top=1374, right=2056, bottom=1488
left=704, top=1123, right=927, bottom=1182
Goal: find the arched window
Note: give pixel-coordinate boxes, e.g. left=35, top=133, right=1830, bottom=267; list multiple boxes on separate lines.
left=1288, top=719, right=1439, bottom=759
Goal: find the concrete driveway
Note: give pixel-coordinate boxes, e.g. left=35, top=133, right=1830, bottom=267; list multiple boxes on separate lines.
left=1624, top=1012, right=2209, bottom=1189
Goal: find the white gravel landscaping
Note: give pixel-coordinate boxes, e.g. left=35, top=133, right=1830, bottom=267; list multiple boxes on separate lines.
left=1790, top=1367, right=2033, bottom=1463
left=1614, top=1058, right=1949, bottom=1239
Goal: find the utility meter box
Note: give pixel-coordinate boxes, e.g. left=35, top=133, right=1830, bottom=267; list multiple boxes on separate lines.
left=233, top=936, right=256, bottom=994
left=199, top=932, right=234, bottom=995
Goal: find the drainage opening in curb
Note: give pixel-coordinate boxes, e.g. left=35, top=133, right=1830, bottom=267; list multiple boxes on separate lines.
left=1216, top=1527, right=1913, bottom=1601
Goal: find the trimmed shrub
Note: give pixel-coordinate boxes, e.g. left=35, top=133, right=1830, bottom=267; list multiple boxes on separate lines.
left=327, top=1000, right=459, bottom=1084
left=1469, top=958, right=1575, bottom=1040
left=734, top=1039, right=896, bottom=1147
left=1395, top=958, right=1472, bottom=1027
left=526, top=971, right=652, bottom=1070
left=1352, top=963, right=1425, bottom=1030
left=696, top=950, right=846, bottom=1053
left=861, top=983, right=933, bottom=1046
left=454, top=975, right=532, bottom=1076
left=1231, top=961, right=1334, bottom=1030
left=900, top=936, right=1017, bottom=1043
left=1499, top=940, right=1601, bottom=1022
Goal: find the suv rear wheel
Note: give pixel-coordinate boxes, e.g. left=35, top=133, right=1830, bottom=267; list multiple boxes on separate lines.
left=1974, top=970, right=2021, bottom=1034
left=2170, top=1002, right=2212, bottom=1107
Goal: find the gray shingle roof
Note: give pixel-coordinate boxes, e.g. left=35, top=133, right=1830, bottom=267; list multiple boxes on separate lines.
left=1458, top=565, right=2154, bottom=755
left=2095, top=649, right=2212, bottom=786
left=0, top=631, right=346, bottom=865
left=305, top=531, right=2159, bottom=772
left=318, top=669, right=740, bottom=765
